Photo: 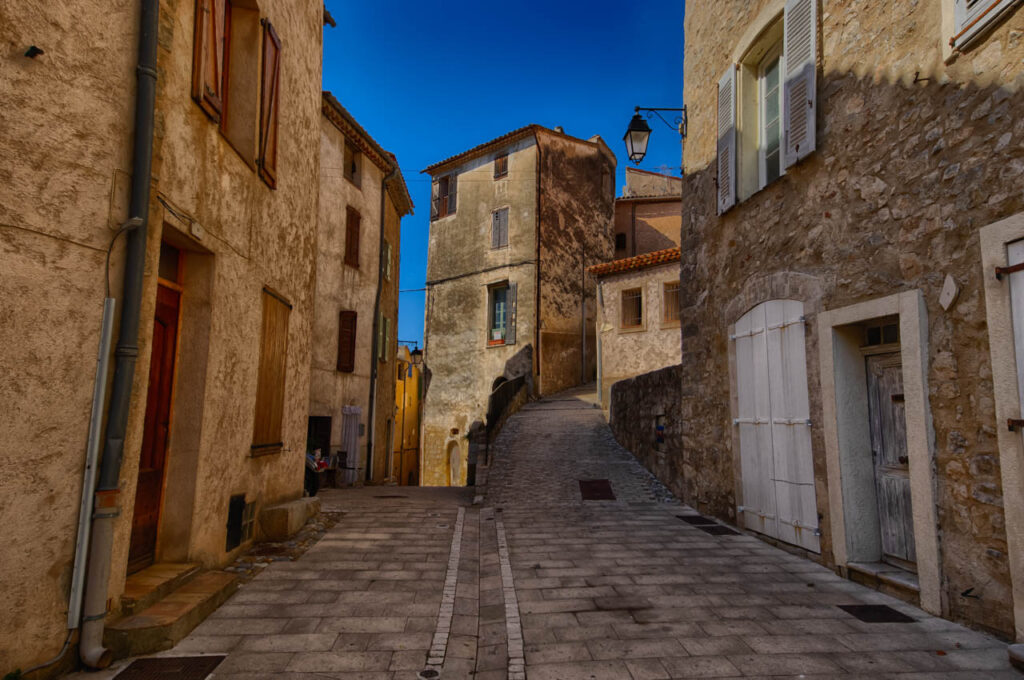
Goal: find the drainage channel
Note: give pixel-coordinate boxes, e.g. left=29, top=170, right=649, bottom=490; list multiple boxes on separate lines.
left=496, top=517, right=525, bottom=680
left=423, top=506, right=466, bottom=675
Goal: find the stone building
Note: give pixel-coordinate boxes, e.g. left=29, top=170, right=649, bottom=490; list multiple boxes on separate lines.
left=394, top=345, right=424, bottom=486
left=420, top=125, right=616, bottom=486
left=0, top=1, right=326, bottom=674
left=673, top=0, right=1024, bottom=640
left=591, top=248, right=682, bottom=406
left=312, top=93, right=412, bottom=487
left=613, top=167, right=682, bottom=259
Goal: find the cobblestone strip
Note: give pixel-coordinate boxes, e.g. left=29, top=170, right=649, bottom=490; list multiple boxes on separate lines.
left=426, top=505, right=465, bottom=671
left=495, top=518, right=525, bottom=680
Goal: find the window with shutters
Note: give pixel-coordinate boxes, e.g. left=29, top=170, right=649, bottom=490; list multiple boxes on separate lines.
left=491, top=208, right=509, bottom=249
left=431, top=174, right=457, bottom=220
left=494, top=154, right=508, bottom=179
left=252, top=288, right=290, bottom=455
left=344, top=141, right=361, bottom=188
left=345, top=207, right=360, bottom=268
left=663, top=281, right=681, bottom=325
left=337, top=310, right=357, bottom=372
left=487, top=281, right=517, bottom=346
left=951, top=0, right=1020, bottom=51
left=621, top=288, right=643, bottom=330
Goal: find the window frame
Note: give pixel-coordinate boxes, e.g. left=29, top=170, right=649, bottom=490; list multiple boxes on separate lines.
left=757, top=42, right=785, bottom=191
left=620, top=287, right=644, bottom=331
left=437, top=174, right=456, bottom=218
left=487, top=282, right=510, bottom=346
left=494, top=153, right=509, bottom=179
left=662, top=280, right=681, bottom=326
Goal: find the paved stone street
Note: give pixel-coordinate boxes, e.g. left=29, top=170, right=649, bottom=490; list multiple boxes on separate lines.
left=71, top=387, right=1017, bottom=679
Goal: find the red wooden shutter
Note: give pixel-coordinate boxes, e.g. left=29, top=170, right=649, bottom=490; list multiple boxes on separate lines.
left=191, top=0, right=228, bottom=122
left=258, top=20, right=281, bottom=189
left=337, top=310, right=357, bottom=372
left=252, top=288, right=291, bottom=453
left=345, top=207, right=360, bottom=267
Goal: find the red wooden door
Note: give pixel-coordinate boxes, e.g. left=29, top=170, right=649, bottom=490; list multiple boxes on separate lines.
left=128, top=285, right=180, bottom=573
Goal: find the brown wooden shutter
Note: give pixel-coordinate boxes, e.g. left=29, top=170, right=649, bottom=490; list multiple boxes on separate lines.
left=448, top=174, right=457, bottom=214
left=337, top=310, right=357, bottom=372
left=258, top=20, right=281, bottom=189
left=252, top=288, right=291, bottom=453
left=191, top=0, right=228, bottom=122
left=345, top=207, right=360, bottom=267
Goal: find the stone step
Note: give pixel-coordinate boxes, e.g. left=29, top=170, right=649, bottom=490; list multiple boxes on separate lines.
left=104, top=570, right=238, bottom=659
left=120, top=562, right=201, bottom=616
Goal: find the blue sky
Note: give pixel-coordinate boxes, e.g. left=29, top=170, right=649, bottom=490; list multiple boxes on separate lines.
left=322, top=0, right=685, bottom=347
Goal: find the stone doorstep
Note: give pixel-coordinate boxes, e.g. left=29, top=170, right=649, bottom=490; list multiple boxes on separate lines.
left=846, top=560, right=921, bottom=607
left=104, top=570, right=238, bottom=659
left=120, top=562, right=201, bottom=616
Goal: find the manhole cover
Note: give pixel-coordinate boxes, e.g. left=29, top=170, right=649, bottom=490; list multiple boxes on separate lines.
left=837, top=604, right=916, bottom=623
left=114, top=656, right=224, bottom=679
left=697, top=524, right=740, bottom=536
left=677, top=514, right=716, bottom=525
left=373, top=495, right=408, bottom=499
left=579, top=479, right=616, bottom=500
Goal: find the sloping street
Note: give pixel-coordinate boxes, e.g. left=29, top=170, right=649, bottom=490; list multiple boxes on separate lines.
left=71, top=388, right=1016, bottom=679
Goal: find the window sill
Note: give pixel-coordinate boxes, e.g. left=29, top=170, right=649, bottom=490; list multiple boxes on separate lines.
left=494, top=173, right=508, bottom=180
left=250, top=443, right=283, bottom=457
left=344, top=176, right=362, bottom=190
left=618, top=325, right=646, bottom=334
left=487, top=339, right=507, bottom=347
left=660, top=320, right=682, bottom=330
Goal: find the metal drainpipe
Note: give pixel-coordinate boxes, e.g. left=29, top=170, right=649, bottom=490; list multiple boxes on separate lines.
left=366, top=165, right=399, bottom=483
left=80, top=0, right=159, bottom=668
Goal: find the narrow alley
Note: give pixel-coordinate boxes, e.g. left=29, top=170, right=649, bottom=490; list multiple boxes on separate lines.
left=69, top=387, right=1017, bottom=679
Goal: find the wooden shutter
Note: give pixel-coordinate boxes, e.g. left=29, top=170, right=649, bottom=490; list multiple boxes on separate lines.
left=783, top=0, right=816, bottom=168
left=717, top=66, right=737, bottom=215
left=337, top=310, right=357, bottom=372
left=252, top=288, right=290, bottom=453
left=430, top=178, right=439, bottom=220
left=506, top=282, right=517, bottom=345
left=447, top=174, right=457, bottom=215
left=953, top=0, right=1017, bottom=47
left=258, top=20, right=281, bottom=189
left=492, top=209, right=508, bottom=248
left=191, top=0, right=227, bottom=122
left=345, top=207, right=360, bottom=267
left=734, top=303, right=775, bottom=537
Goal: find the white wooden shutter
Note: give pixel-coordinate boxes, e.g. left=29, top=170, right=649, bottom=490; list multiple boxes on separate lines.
left=716, top=66, right=737, bottom=215
left=783, top=0, right=817, bottom=168
left=953, top=0, right=1019, bottom=49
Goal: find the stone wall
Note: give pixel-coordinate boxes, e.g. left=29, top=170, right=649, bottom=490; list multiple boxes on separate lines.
left=679, top=0, right=1024, bottom=637
left=609, top=365, right=684, bottom=498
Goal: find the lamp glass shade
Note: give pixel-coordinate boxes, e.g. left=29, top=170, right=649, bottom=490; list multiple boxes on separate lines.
left=623, top=113, right=651, bottom=163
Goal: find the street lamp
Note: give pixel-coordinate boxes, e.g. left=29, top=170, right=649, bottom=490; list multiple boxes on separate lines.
left=622, top=106, right=687, bottom=165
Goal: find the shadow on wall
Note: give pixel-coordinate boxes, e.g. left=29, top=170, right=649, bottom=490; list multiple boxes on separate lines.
left=678, top=68, right=1024, bottom=638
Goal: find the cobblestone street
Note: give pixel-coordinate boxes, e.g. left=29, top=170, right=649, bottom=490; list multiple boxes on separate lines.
left=72, top=388, right=1017, bottom=679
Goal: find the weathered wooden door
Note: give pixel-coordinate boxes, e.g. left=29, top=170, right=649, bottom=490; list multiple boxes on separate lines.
left=866, top=353, right=916, bottom=568
left=128, top=285, right=180, bottom=573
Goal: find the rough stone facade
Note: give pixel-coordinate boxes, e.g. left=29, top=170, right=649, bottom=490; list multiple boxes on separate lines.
left=421, top=126, right=615, bottom=487
left=0, top=1, right=324, bottom=672
left=609, top=364, right=684, bottom=495
left=677, top=0, right=1024, bottom=638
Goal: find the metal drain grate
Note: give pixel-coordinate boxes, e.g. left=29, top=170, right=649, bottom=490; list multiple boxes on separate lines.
left=677, top=514, right=717, bottom=525
left=579, top=479, right=616, bottom=500
left=697, top=524, right=740, bottom=536
left=114, top=656, right=224, bottom=679
left=837, top=604, right=916, bottom=623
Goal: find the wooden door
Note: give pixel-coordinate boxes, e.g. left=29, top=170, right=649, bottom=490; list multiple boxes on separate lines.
left=128, top=285, right=180, bottom=573
left=866, top=353, right=916, bottom=568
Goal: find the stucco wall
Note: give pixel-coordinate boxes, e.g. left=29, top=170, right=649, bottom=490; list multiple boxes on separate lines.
left=421, top=139, right=539, bottom=486
left=372, top=189, right=402, bottom=482
left=0, top=0, right=322, bottom=671
left=680, top=0, right=1024, bottom=636
left=536, top=130, right=616, bottom=395
left=596, top=263, right=682, bottom=406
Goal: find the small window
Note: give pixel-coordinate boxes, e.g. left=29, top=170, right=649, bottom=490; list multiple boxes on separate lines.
left=345, top=206, right=360, bottom=268
left=758, top=43, right=785, bottom=189
left=344, top=141, right=361, bottom=187
left=663, top=281, right=681, bottom=323
left=614, top=233, right=627, bottom=251
left=863, top=321, right=900, bottom=347
left=383, top=240, right=393, bottom=281
left=252, top=288, right=290, bottom=454
left=491, top=208, right=509, bottom=249
left=621, top=288, right=643, bottom=329
left=432, top=174, right=457, bottom=219
left=494, top=154, right=508, bottom=179
left=489, top=284, right=509, bottom=345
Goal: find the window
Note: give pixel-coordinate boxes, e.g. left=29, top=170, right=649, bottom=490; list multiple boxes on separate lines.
left=345, top=206, right=360, bottom=268
left=431, top=174, right=457, bottom=219
left=952, top=0, right=1019, bottom=50
left=337, top=310, right=357, bottom=372
left=491, top=208, right=509, bottom=249
left=615, top=233, right=627, bottom=251
left=344, top=141, right=361, bottom=187
left=758, top=44, right=784, bottom=189
left=377, top=313, right=390, bottom=362
left=487, top=282, right=517, bottom=345
left=252, top=288, right=290, bottom=454
left=663, top=281, right=681, bottom=323
left=621, top=288, right=643, bottom=329
left=383, top=240, right=393, bottom=281
left=191, top=0, right=280, bottom=186
left=494, top=154, right=508, bottom=179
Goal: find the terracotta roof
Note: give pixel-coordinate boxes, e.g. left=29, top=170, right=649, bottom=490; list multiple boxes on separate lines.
left=588, top=247, right=681, bottom=277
